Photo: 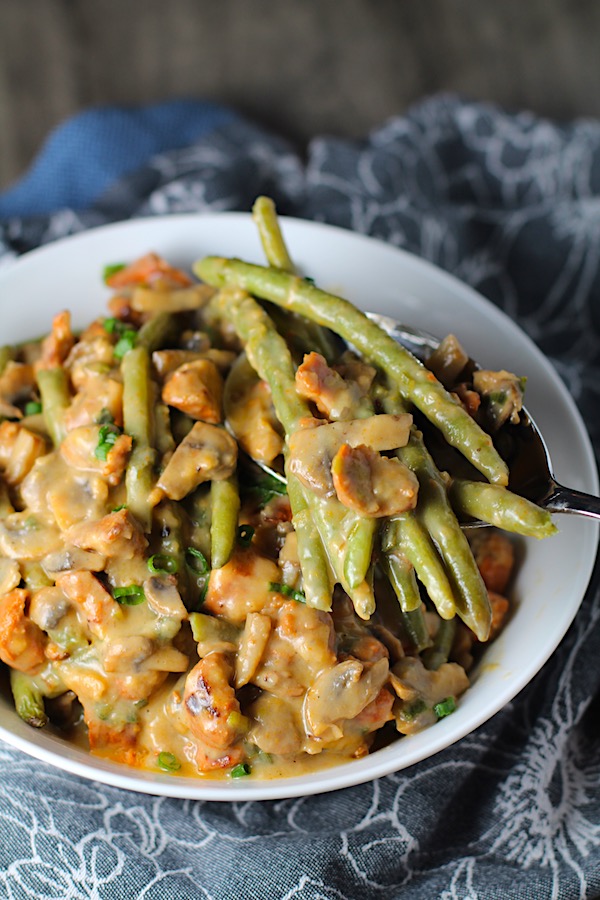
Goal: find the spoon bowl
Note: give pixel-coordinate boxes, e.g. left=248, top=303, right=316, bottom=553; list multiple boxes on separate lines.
left=241, top=311, right=600, bottom=524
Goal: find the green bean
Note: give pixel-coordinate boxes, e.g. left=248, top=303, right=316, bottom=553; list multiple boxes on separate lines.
left=210, top=475, right=241, bottom=569
left=344, top=516, right=377, bottom=590
left=215, top=287, right=374, bottom=614
left=383, top=514, right=455, bottom=620
left=187, top=485, right=212, bottom=560
left=422, top=617, right=457, bottom=671
left=36, top=367, right=70, bottom=447
left=153, top=500, right=189, bottom=601
left=194, top=257, right=509, bottom=486
left=252, top=196, right=295, bottom=273
left=214, top=287, right=306, bottom=434
left=285, top=465, right=333, bottom=611
left=449, top=478, right=557, bottom=539
left=252, top=198, right=341, bottom=360
left=122, top=346, right=156, bottom=532
left=380, top=554, right=432, bottom=653
left=137, top=311, right=178, bottom=352
left=382, top=547, right=422, bottom=614
left=10, top=670, right=47, bottom=728
left=400, top=607, right=432, bottom=653
left=400, top=430, right=492, bottom=641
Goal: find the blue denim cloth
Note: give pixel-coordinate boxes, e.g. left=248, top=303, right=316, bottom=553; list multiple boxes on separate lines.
left=0, top=98, right=236, bottom=216
left=1, top=95, right=600, bottom=900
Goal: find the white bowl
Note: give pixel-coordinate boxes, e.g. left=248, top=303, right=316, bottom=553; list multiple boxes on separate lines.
left=0, top=213, right=597, bottom=801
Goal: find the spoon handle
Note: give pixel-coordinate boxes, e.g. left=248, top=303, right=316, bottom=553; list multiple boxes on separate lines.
left=544, top=483, right=600, bottom=520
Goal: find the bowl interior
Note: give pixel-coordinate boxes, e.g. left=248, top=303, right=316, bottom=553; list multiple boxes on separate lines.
left=0, top=213, right=596, bottom=800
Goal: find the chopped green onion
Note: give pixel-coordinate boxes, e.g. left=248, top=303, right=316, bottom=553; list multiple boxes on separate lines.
left=95, top=424, right=120, bottom=461
left=112, top=504, right=127, bottom=513
left=157, top=751, right=181, bottom=772
left=237, top=524, right=255, bottom=547
left=231, top=763, right=251, bottom=778
left=148, top=553, right=179, bottom=575
left=401, top=699, right=427, bottom=721
left=268, top=582, right=306, bottom=604
left=185, top=546, right=209, bottom=575
left=103, top=263, right=126, bottom=283
left=24, top=401, right=42, bottom=416
left=433, top=697, right=456, bottom=719
left=304, top=276, right=316, bottom=285
left=113, top=584, right=145, bottom=605
left=103, top=317, right=119, bottom=334
left=114, top=329, right=138, bottom=360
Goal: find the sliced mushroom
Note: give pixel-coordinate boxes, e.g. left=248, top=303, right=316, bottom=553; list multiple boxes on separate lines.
left=143, top=575, right=187, bottom=620
left=152, top=421, right=237, bottom=503
left=288, top=413, right=412, bottom=497
left=425, top=334, right=470, bottom=388
left=473, top=369, right=524, bottom=430
left=303, top=656, right=389, bottom=739
left=248, top=693, right=302, bottom=756
left=390, top=655, right=469, bottom=735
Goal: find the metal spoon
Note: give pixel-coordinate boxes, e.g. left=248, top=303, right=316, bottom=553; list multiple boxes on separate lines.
left=368, top=313, right=600, bottom=521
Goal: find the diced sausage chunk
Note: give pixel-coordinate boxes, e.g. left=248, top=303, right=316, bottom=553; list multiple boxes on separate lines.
left=331, top=443, right=419, bottom=517
left=162, top=359, right=224, bottom=423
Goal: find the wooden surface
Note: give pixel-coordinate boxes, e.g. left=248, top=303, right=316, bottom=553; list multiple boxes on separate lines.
left=1, top=0, right=599, bottom=190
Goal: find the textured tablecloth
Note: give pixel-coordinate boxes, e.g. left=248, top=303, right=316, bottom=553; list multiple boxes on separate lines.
left=0, top=94, right=599, bottom=900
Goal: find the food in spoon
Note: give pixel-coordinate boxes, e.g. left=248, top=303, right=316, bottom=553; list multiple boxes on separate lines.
left=0, top=199, right=556, bottom=779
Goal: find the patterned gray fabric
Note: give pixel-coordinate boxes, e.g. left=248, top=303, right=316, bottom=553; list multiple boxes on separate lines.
left=1, top=94, right=599, bottom=899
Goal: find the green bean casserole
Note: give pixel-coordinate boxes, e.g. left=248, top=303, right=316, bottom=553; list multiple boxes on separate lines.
left=0, top=198, right=556, bottom=779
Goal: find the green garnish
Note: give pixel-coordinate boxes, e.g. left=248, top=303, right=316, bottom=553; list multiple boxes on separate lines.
left=103, top=317, right=138, bottom=359
left=231, top=763, right=251, bottom=778
left=248, top=474, right=287, bottom=507
left=103, top=263, right=126, bottom=283
left=112, top=504, right=127, bottom=513
left=434, top=697, right=456, bottom=719
left=304, top=276, right=316, bottom=285
left=401, top=699, right=427, bottom=721
left=157, top=751, right=181, bottom=772
left=113, top=584, right=145, bottom=605
left=95, top=423, right=120, bottom=461
left=185, top=547, right=209, bottom=575
left=113, top=329, right=138, bottom=360
left=488, top=391, right=508, bottom=405
left=148, top=553, right=179, bottom=576
left=237, top=524, right=255, bottom=547
left=103, top=317, right=120, bottom=334
left=24, top=401, right=42, bottom=416
left=268, top=582, right=306, bottom=604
